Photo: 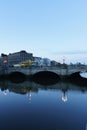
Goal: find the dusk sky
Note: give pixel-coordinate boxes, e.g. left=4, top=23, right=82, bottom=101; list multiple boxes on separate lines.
left=0, top=0, right=87, bottom=64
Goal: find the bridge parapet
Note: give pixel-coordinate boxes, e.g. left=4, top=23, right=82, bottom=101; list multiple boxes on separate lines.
left=0, top=65, right=87, bottom=76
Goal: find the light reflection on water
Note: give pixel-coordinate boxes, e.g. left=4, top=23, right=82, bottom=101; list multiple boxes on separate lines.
left=0, top=80, right=87, bottom=130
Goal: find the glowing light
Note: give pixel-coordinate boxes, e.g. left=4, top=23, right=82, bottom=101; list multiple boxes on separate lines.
left=62, top=95, right=68, bottom=102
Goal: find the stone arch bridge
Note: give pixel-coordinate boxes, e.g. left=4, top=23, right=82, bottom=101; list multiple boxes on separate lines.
left=1, top=65, right=87, bottom=76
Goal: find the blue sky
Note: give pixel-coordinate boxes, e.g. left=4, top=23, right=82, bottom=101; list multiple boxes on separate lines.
left=0, top=0, right=87, bottom=63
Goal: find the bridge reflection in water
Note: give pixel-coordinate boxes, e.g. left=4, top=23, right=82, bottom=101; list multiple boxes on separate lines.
left=0, top=79, right=87, bottom=130
left=0, top=79, right=87, bottom=102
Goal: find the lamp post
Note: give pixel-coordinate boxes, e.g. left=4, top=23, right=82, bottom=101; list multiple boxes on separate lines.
left=62, top=56, right=66, bottom=64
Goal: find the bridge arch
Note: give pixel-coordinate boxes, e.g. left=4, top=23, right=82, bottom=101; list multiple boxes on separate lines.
left=69, top=71, right=80, bottom=78
left=33, top=71, right=60, bottom=78
left=8, top=71, right=26, bottom=83
left=68, top=71, right=87, bottom=86
left=32, top=71, right=60, bottom=85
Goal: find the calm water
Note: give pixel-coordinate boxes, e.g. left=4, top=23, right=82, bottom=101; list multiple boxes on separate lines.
left=0, top=80, right=87, bottom=130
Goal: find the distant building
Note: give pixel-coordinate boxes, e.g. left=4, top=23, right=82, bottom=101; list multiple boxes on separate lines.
left=0, top=57, right=1, bottom=67
left=7, top=50, right=33, bottom=67
left=51, top=60, right=58, bottom=66
left=0, top=53, right=8, bottom=67
left=40, top=58, right=51, bottom=66
left=33, top=56, right=42, bottom=66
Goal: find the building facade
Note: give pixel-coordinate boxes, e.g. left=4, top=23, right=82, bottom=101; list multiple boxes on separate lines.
left=0, top=53, right=8, bottom=67
left=7, top=50, right=33, bottom=66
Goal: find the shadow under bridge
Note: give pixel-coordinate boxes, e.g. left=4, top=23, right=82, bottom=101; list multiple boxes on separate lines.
left=8, top=71, right=26, bottom=83
left=31, top=71, right=60, bottom=85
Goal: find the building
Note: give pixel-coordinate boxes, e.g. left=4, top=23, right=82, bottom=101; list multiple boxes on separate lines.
left=51, top=60, right=61, bottom=66
left=0, top=53, right=8, bottom=67
left=40, top=58, right=51, bottom=66
left=7, top=50, right=33, bottom=67
left=33, top=56, right=42, bottom=66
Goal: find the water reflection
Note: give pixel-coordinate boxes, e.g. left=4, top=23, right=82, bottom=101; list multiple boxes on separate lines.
left=0, top=80, right=87, bottom=130
left=62, top=91, right=68, bottom=102
left=86, top=124, right=87, bottom=130
left=0, top=80, right=87, bottom=103
left=3, top=90, right=8, bottom=96
left=26, top=90, right=32, bottom=103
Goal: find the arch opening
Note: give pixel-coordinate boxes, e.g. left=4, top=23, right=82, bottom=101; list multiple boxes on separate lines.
left=69, top=72, right=80, bottom=78
left=69, top=71, right=87, bottom=86
left=32, top=71, right=60, bottom=85
left=9, top=72, right=26, bottom=83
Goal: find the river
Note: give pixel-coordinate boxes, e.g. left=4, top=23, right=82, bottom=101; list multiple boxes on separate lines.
left=0, top=79, right=87, bottom=130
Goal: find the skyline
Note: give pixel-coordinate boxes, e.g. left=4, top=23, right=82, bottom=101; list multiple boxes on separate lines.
left=0, top=0, right=87, bottom=64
